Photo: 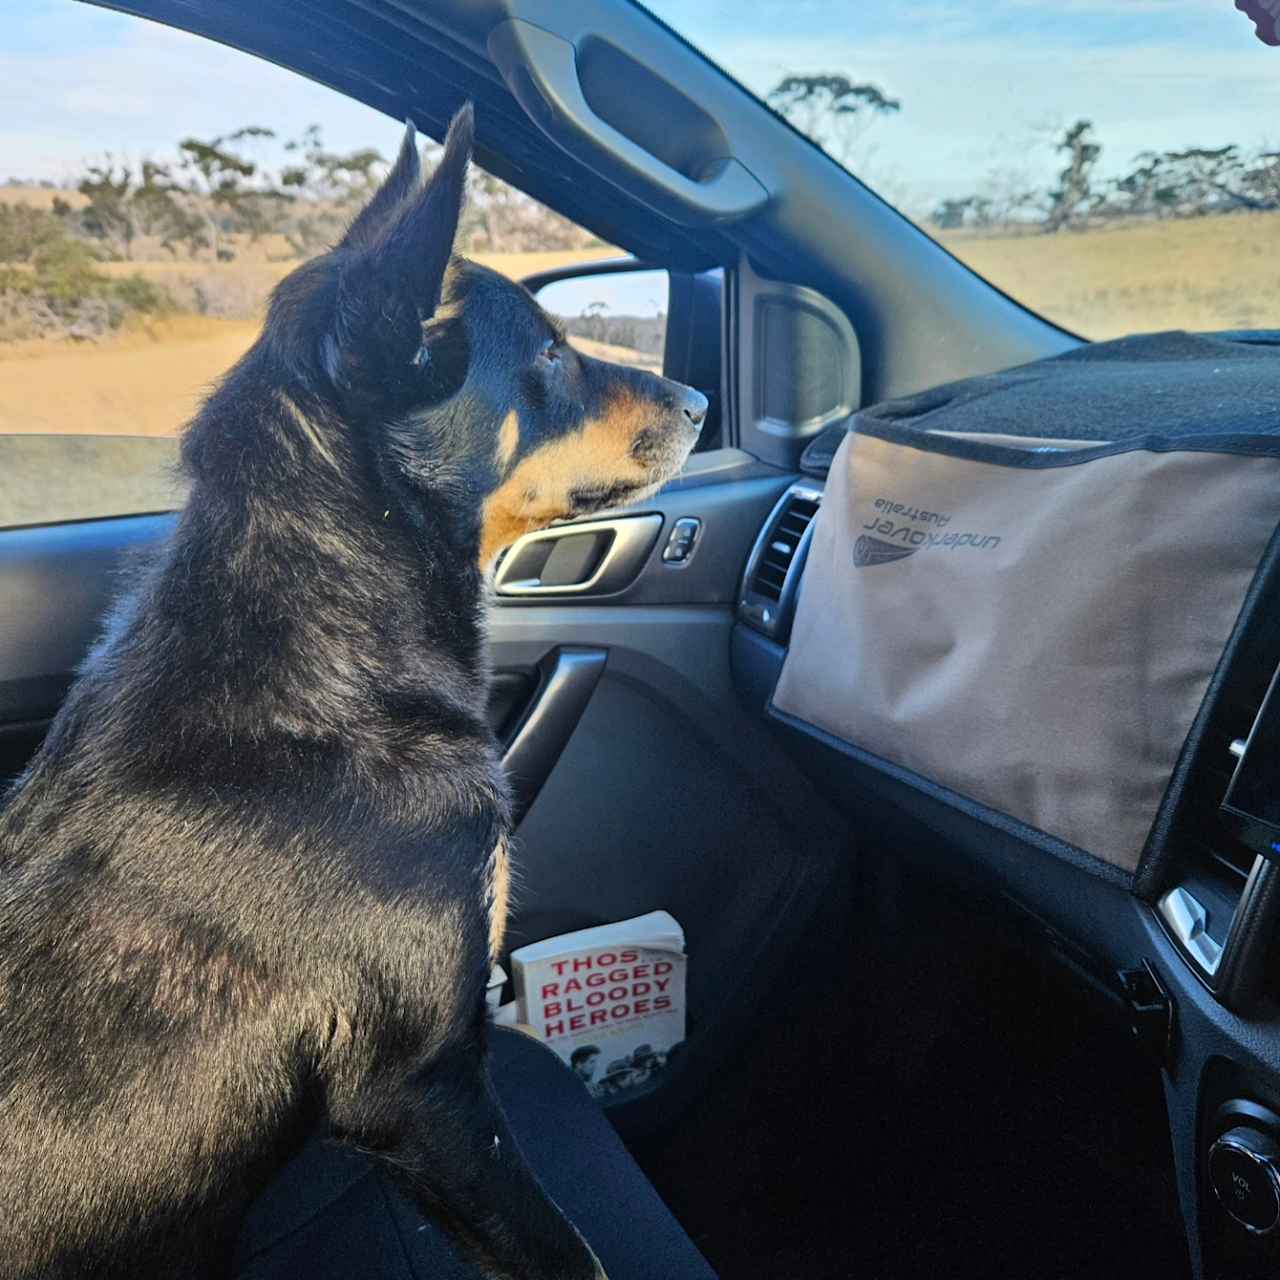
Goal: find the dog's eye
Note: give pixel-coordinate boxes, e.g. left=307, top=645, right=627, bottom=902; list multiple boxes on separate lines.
left=537, top=339, right=561, bottom=366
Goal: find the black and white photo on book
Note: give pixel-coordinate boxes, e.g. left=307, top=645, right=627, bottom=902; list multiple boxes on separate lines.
left=509, top=910, right=687, bottom=1101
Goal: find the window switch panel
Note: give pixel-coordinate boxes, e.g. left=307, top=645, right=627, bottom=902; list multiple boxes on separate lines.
left=662, top=517, right=702, bottom=565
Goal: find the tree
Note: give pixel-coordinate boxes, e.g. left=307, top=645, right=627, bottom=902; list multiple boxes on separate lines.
left=177, top=126, right=290, bottom=260
left=931, top=166, right=1040, bottom=232
left=75, top=157, right=207, bottom=260
left=1043, top=120, right=1101, bottom=232
left=1107, top=145, right=1280, bottom=220
left=766, top=73, right=900, bottom=166
left=1107, top=151, right=1172, bottom=220
left=280, top=124, right=385, bottom=255
left=463, top=166, right=596, bottom=253
left=931, top=196, right=990, bottom=230
left=77, top=161, right=138, bottom=260
left=132, top=159, right=207, bottom=258
left=283, top=128, right=382, bottom=204
left=1241, top=150, right=1280, bottom=210
left=1149, top=146, right=1251, bottom=215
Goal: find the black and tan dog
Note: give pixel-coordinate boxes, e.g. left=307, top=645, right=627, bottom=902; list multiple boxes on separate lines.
left=0, top=105, right=705, bottom=1280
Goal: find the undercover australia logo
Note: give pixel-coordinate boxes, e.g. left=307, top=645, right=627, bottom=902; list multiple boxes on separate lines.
left=854, top=497, right=1002, bottom=568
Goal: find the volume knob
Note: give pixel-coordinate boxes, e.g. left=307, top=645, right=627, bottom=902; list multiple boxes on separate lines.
left=1209, top=1126, right=1280, bottom=1235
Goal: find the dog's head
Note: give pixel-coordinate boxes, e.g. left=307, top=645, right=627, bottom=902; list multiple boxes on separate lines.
left=262, top=105, right=706, bottom=567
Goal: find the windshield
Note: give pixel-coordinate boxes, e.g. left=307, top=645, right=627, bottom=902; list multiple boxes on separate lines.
left=641, top=1, right=1280, bottom=340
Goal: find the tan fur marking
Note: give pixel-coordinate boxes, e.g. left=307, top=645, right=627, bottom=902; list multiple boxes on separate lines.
left=426, top=259, right=464, bottom=319
left=496, top=410, right=519, bottom=472
left=488, top=837, right=512, bottom=961
left=277, top=392, right=340, bottom=471
left=479, top=391, right=657, bottom=568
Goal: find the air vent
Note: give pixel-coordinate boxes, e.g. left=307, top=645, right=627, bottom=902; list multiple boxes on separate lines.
left=752, top=497, right=818, bottom=600
left=739, top=485, right=821, bottom=639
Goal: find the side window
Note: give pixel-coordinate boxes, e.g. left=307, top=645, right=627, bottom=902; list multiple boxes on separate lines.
left=0, top=7, right=615, bottom=530
left=536, top=270, right=668, bottom=375
left=529, top=268, right=725, bottom=450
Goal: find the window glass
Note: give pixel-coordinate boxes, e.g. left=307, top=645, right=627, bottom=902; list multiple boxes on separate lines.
left=642, top=0, right=1280, bottom=339
left=0, top=3, right=615, bottom=529
left=535, top=270, right=668, bottom=373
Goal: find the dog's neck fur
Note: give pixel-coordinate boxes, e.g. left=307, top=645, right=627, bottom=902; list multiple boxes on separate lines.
left=153, top=358, right=497, bottom=773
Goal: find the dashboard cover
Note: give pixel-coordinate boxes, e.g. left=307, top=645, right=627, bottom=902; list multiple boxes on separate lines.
left=771, top=332, right=1280, bottom=876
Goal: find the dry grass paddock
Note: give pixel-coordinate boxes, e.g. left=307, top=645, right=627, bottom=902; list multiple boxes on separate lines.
left=3, top=211, right=1275, bottom=438
left=0, top=245, right=652, bottom=527
left=936, top=210, right=1280, bottom=339
left=1, top=211, right=1276, bottom=527
left=0, top=248, right=627, bottom=439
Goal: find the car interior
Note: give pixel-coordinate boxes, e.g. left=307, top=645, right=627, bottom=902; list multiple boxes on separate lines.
left=6, top=2, right=1280, bottom=1278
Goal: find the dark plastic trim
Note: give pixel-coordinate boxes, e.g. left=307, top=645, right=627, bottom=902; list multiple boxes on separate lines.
left=519, top=255, right=658, bottom=294
left=1216, top=858, right=1280, bottom=1013
left=0, top=513, right=177, bottom=724
left=502, top=646, right=607, bottom=823
left=735, top=257, right=861, bottom=468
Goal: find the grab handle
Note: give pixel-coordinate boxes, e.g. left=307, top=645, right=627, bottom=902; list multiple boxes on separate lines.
left=488, top=19, right=768, bottom=226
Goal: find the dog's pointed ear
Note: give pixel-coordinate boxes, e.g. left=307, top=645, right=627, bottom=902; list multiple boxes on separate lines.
left=340, top=119, right=422, bottom=249
left=326, top=104, right=474, bottom=399
left=376, top=102, right=473, bottom=316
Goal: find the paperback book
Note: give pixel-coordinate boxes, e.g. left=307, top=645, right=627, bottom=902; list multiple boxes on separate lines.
left=510, top=910, right=686, bottom=1101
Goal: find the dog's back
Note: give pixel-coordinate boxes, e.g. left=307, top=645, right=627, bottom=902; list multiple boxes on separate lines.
left=0, top=105, right=703, bottom=1280
left=0, top=629, right=498, bottom=1275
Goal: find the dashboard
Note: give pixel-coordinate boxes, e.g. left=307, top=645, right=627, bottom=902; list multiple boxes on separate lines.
left=732, top=469, right=1280, bottom=1280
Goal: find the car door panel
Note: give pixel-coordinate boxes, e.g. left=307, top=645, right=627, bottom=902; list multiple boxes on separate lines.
left=493, top=456, right=791, bottom=605
left=0, top=515, right=176, bottom=783
left=492, top=607, right=848, bottom=1132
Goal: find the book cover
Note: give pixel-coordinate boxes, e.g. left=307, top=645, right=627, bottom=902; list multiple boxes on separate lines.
left=511, top=910, right=686, bottom=1102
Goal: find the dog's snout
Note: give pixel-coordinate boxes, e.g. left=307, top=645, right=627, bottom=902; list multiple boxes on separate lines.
left=680, top=389, right=709, bottom=431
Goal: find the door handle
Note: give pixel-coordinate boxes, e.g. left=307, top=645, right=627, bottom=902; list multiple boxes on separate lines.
left=488, top=19, right=768, bottom=226
left=493, top=514, right=661, bottom=598
left=503, top=647, right=607, bottom=822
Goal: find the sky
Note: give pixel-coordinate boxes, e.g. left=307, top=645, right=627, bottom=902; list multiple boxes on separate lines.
left=644, top=0, right=1280, bottom=209
left=0, top=1, right=407, bottom=184
left=2, top=0, right=1278, bottom=216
